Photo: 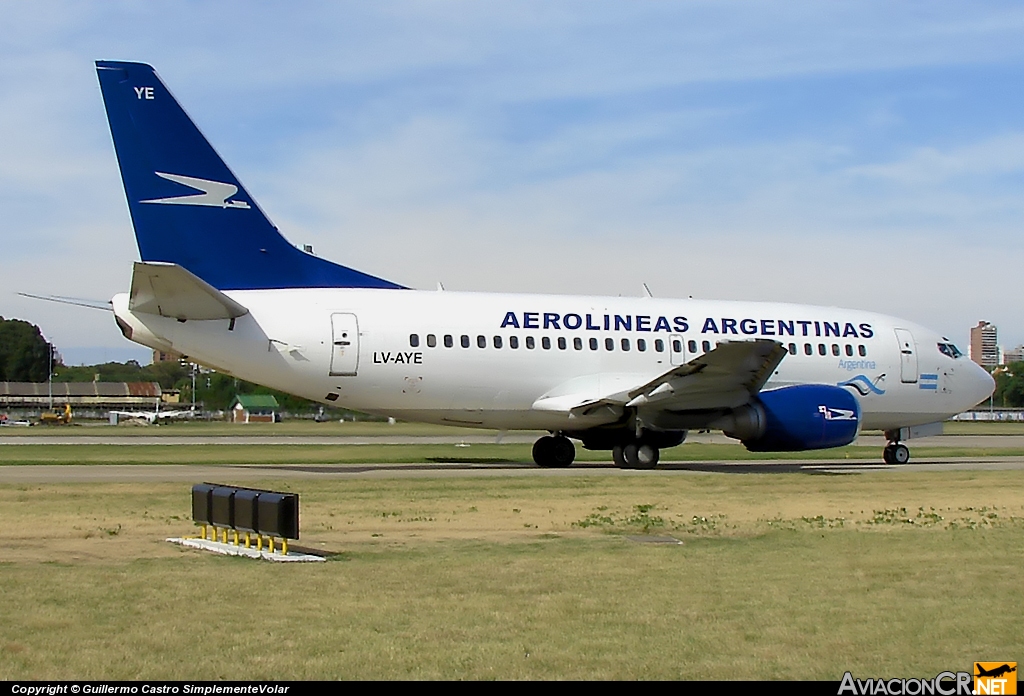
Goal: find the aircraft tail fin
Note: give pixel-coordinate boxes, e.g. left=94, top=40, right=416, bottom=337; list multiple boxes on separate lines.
left=95, top=61, right=403, bottom=291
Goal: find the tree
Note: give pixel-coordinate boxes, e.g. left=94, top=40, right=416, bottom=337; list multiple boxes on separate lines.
left=994, top=363, right=1024, bottom=407
left=0, top=317, right=55, bottom=382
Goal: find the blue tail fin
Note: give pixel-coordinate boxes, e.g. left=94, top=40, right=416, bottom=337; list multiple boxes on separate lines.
left=95, top=61, right=403, bottom=291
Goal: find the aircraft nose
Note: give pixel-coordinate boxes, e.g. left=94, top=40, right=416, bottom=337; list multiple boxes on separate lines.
left=962, top=361, right=995, bottom=409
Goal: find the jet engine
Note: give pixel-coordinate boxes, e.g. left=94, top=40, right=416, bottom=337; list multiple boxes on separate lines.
left=715, top=384, right=860, bottom=452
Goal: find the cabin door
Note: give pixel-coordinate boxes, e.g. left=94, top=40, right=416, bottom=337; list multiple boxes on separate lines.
left=330, top=313, right=360, bottom=376
left=894, top=328, right=918, bottom=383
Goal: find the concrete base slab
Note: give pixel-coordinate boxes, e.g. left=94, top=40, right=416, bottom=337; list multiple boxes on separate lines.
left=167, top=537, right=325, bottom=562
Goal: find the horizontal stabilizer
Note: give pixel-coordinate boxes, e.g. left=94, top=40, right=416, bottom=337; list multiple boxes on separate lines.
left=129, top=262, right=249, bottom=321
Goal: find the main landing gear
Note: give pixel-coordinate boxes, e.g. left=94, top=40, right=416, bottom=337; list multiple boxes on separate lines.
left=612, top=442, right=660, bottom=470
left=882, top=430, right=910, bottom=464
left=532, top=434, right=576, bottom=468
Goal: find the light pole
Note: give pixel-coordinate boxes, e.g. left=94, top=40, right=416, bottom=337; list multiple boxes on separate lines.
left=47, top=344, right=53, bottom=411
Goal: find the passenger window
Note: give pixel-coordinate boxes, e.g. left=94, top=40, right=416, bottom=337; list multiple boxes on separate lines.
left=477, top=335, right=486, bottom=349
left=688, top=340, right=697, bottom=353
left=493, top=336, right=503, bottom=349
left=526, top=336, right=535, bottom=349
left=427, top=334, right=436, bottom=348
left=637, top=338, right=647, bottom=352
left=574, top=337, right=583, bottom=350
left=818, top=344, right=826, bottom=356
left=605, top=338, right=614, bottom=351
left=510, top=336, right=519, bottom=349
left=804, top=343, right=812, bottom=356
left=702, top=341, right=711, bottom=352
left=831, top=344, right=840, bottom=357
left=444, top=334, right=453, bottom=348
left=409, top=334, right=419, bottom=348
left=557, top=337, right=567, bottom=350
left=788, top=343, right=797, bottom=355
left=461, top=335, right=470, bottom=348
left=590, top=337, right=599, bottom=351
left=655, top=339, right=664, bottom=352
left=621, top=338, right=630, bottom=351
left=845, top=344, right=853, bottom=357
left=542, top=337, right=551, bottom=350
left=672, top=339, right=682, bottom=353
left=858, top=345, right=866, bottom=357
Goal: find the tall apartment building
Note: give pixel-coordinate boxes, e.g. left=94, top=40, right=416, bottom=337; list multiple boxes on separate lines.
left=970, top=321, right=999, bottom=368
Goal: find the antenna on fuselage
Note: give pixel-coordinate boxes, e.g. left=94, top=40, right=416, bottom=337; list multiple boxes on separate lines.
left=642, top=283, right=653, bottom=298
left=436, top=281, right=445, bottom=291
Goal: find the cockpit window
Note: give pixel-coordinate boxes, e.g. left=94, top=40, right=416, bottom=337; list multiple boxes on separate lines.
left=937, top=342, right=963, bottom=359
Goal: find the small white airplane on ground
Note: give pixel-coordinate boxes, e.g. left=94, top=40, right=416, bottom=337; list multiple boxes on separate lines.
left=109, top=409, right=193, bottom=425
left=95, top=61, right=994, bottom=467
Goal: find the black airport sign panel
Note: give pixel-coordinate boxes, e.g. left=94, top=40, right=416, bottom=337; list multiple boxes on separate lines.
left=191, top=483, right=299, bottom=539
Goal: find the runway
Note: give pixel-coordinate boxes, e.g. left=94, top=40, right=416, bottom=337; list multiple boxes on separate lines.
left=3, top=432, right=1024, bottom=447
left=2, top=456, right=1023, bottom=483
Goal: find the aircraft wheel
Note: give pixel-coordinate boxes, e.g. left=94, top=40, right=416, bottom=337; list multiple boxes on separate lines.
left=550, top=436, right=575, bottom=467
left=883, top=444, right=910, bottom=464
left=619, top=443, right=660, bottom=469
left=612, top=444, right=627, bottom=468
left=533, top=436, right=575, bottom=467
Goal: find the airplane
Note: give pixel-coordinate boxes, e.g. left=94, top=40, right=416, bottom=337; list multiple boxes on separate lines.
left=975, top=664, right=1016, bottom=679
left=109, top=409, right=193, bottom=425
left=93, top=61, right=995, bottom=468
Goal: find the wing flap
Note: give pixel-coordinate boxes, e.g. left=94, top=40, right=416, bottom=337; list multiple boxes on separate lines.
left=129, top=261, right=249, bottom=320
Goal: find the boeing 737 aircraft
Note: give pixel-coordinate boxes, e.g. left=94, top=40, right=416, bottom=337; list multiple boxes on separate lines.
left=95, top=61, right=994, bottom=468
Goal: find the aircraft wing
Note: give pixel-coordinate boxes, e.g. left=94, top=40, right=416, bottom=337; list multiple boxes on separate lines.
left=625, top=339, right=787, bottom=412
left=129, top=262, right=249, bottom=321
left=532, top=339, right=787, bottom=419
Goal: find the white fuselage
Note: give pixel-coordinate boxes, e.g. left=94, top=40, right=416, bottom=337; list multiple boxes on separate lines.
left=113, top=289, right=994, bottom=434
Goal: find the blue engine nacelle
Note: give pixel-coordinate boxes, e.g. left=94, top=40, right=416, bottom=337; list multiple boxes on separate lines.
left=718, top=384, right=861, bottom=452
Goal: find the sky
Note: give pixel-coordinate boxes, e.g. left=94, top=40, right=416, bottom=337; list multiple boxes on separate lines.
left=1, top=1, right=1023, bottom=365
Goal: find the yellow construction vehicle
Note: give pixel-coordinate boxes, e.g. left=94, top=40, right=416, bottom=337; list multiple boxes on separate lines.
left=38, top=403, right=72, bottom=425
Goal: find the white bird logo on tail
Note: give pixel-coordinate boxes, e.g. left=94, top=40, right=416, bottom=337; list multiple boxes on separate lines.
left=141, top=172, right=250, bottom=209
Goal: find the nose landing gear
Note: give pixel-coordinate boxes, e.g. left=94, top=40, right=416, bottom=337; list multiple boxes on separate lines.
left=882, top=435, right=910, bottom=464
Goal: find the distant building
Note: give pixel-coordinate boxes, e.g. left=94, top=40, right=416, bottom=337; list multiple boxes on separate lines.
left=970, top=321, right=999, bottom=368
left=0, top=382, right=162, bottom=412
left=230, top=394, right=280, bottom=423
left=1003, top=345, right=1024, bottom=365
left=153, top=350, right=185, bottom=364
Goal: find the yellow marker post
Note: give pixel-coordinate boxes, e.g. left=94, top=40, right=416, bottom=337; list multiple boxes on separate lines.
left=257, top=535, right=263, bottom=551
left=244, top=532, right=251, bottom=548
left=269, top=537, right=275, bottom=554
left=233, top=530, right=239, bottom=546
left=282, top=538, right=288, bottom=555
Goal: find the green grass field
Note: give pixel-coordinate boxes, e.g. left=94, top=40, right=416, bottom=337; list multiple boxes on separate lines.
left=1, top=467, right=1022, bottom=680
